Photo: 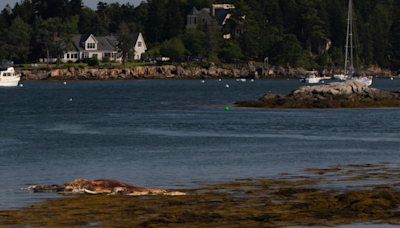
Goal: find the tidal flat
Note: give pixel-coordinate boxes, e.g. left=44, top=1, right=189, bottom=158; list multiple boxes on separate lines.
left=2, top=163, right=400, bottom=227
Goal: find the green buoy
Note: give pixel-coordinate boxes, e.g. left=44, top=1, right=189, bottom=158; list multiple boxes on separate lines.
left=225, top=107, right=229, bottom=111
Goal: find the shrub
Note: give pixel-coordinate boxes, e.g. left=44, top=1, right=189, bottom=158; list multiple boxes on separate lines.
left=67, top=60, right=74, bottom=64
left=102, top=56, right=110, bottom=63
left=88, top=56, right=99, bottom=66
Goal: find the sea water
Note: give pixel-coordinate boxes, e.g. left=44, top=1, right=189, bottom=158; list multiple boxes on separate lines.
left=1, top=78, right=400, bottom=211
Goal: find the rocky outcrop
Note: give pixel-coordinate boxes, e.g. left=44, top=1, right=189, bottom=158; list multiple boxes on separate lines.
left=29, top=179, right=186, bottom=196
left=20, top=65, right=260, bottom=81
left=236, top=81, right=400, bottom=109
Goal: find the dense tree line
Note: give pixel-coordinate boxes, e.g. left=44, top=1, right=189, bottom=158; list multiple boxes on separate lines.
left=0, top=0, right=399, bottom=70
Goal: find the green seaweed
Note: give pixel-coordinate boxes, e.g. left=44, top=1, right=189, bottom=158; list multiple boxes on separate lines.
left=3, top=163, right=400, bottom=227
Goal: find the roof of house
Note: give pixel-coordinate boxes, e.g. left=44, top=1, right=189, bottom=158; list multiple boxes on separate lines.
left=187, top=6, right=199, bottom=15
left=101, top=32, right=141, bottom=47
left=187, top=6, right=232, bottom=27
left=71, top=34, right=115, bottom=52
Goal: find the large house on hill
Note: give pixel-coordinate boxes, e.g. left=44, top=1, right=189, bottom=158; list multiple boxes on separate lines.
left=62, top=32, right=146, bottom=63
left=186, top=4, right=234, bottom=30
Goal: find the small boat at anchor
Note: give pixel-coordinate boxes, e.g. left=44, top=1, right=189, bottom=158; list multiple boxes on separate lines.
left=305, top=71, right=322, bottom=84
left=0, top=60, right=21, bottom=87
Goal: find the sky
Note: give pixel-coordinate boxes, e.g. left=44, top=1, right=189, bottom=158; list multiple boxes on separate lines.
left=1, top=0, right=144, bottom=12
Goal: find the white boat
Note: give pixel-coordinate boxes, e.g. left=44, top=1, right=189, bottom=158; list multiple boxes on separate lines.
left=0, top=60, right=20, bottom=87
left=305, top=71, right=322, bottom=83
left=333, top=74, right=348, bottom=80
left=342, top=0, right=372, bottom=86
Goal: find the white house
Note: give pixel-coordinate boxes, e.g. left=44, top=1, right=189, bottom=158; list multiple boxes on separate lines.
left=102, top=32, right=147, bottom=60
left=62, top=32, right=147, bottom=63
left=62, top=34, right=120, bottom=62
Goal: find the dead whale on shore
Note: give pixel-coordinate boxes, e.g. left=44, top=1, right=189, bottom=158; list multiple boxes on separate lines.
left=28, top=179, right=186, bottom=196
left=236, top=80, right=400, bottom=109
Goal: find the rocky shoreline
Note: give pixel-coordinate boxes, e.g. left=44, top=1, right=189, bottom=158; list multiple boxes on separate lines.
left=236, top=80, right=400, bottom=109
left=20, top=65, right=262, bottom=81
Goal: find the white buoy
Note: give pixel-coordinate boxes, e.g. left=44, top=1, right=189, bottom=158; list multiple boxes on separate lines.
left=226, top=84, right=229, bottom=88
left=391, top=77, right=393, bottom=80
left=287, top=78, right=289, bottom=80
left=251, top=79, right=254, bottom=82
left=64, top=82, right=67, bottom=84
left=19, top=84, right=23, bottom=87
left=69, top=98, right=72, bottom=101
left=201, top=80, right=205, bottom=83
left=321, top=81, right=325, bottom=83
left=219, top=79, right=221, bottom=81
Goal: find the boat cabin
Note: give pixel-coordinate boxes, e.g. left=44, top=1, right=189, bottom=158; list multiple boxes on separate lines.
left=0, top=60, right=17, bottom=76
left=306, top=71, right=318, bottom=78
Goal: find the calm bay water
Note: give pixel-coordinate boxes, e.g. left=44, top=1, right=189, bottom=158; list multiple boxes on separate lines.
left=1, top=78, right=400, bottom=210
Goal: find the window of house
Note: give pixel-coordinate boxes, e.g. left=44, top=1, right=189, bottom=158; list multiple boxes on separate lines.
left=83, top=53, right=89, bottom=58
left=74, top=54, right=78, bottom=58
left=92, top=54, right=98, bottom=58
left=203, top=19, right=205, bottom=23
left=194, top=17, right=197, bottom=24
left=67, top=54, right=69, bottom=58
left=87, top=43, right=95, bottom=49
left=105, top=53, right=111, bottom=57
left=189, top=17, right=192, bottom=24
left=138, top=41, right=142, bottom=47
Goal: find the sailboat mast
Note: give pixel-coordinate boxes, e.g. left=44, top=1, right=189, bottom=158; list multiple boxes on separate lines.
left=349, top=0, right=354, bottom=77
left=344, top=0, right=351, bottom=76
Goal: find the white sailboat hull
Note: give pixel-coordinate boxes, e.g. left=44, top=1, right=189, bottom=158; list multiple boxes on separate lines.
left=333, top=74, right=348, bottom=80
left=348, top=77, right=372, bottom=86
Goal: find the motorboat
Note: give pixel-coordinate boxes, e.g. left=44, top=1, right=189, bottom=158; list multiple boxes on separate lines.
left=0, top=60, right=20, bottom=87
left=305, top=71, right=321, bottom=83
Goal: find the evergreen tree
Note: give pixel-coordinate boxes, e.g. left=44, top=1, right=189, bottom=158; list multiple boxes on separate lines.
left=1, top=16, right=32, bottom=62
left=160, top=37, right=185, bottom=60
left=146, top=0, right=167, bottom=42
left=117, top=22, right=133, bottom=67
left=276, top=34, right=303, bottom=67
left=164, top=0, right=184, bottom=40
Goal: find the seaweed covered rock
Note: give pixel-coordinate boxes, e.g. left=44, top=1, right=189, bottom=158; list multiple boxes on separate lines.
left=236, top=81, right=400, bottom=108
left=28, top=179, right=186, bottom=196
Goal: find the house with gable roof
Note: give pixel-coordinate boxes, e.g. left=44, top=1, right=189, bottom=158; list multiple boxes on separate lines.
left=63, top=34, right=120, bottom=63
left=102, top=32, right=147, bottom=60
left=62, top=32, right=147, bottom=63
left=186, top=4, right=235, bottom=30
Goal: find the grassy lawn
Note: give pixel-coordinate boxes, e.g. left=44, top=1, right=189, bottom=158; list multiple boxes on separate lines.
left=15, top=62, right=156, bottom=70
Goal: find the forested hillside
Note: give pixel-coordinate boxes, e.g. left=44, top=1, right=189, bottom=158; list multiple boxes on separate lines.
left=0, top=0, right=399, bottom=70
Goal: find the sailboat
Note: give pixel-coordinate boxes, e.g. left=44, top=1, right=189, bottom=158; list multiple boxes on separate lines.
left=335, top=0, right=372, bottom=86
